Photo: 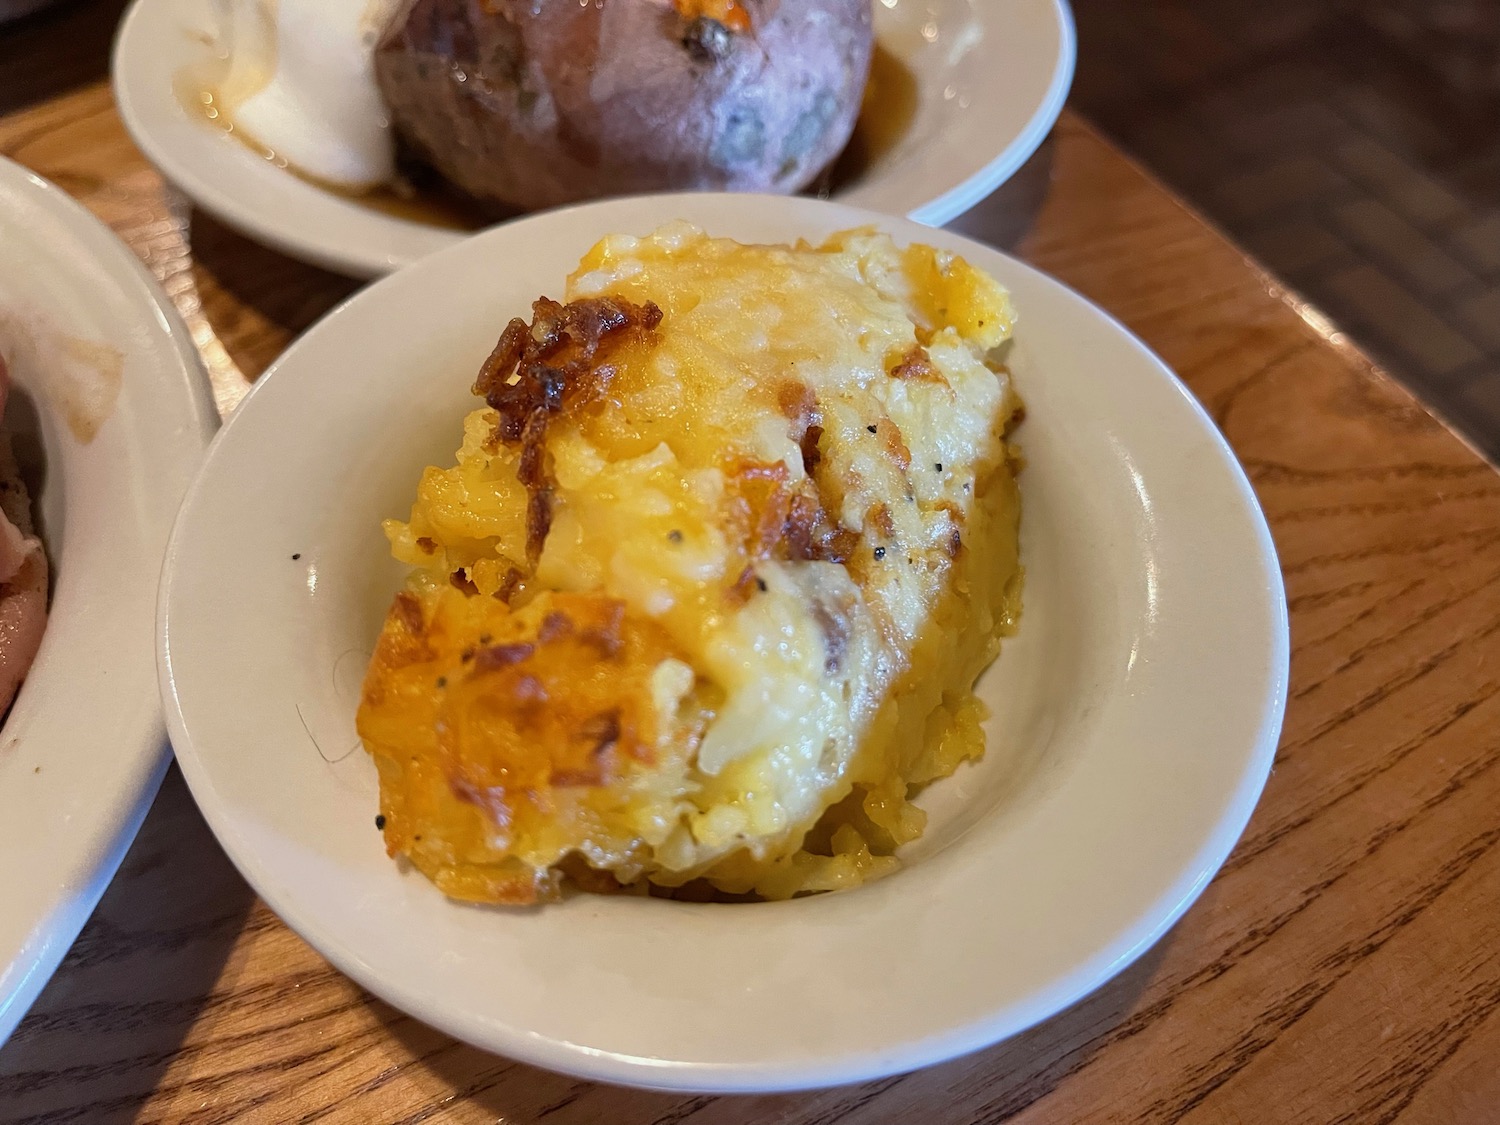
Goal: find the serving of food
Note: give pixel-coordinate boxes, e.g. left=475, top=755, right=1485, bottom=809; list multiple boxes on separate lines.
left=0, top=157, right=215, bottom=1045
left=197, top=0, right=874, bottom=211
left=167, top=0, right=889, bottom=234
left=357, top=225, right=1023, bottom=903
left=158, top=194, right=1286, bottom=1091
left=114, top=0, right=1077, bottom=274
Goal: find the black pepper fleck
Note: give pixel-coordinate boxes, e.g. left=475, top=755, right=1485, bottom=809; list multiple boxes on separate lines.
left=291, top=553, right=301, bottom=560
left=873, top=546, right=886, bottom=560
left=668, top=529, right=683, bottom=543
left=866, top=424, right=877, bottom=434
left=756, top=577, right=768, bottom=592
left=436, top=676, right=447, bottom=688
left=935, top=462, right=943, bottom=472
left=375, top=815, right=386, bottom=830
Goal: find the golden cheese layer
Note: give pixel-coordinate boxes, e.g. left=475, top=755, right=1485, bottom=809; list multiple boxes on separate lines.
left=357, top=225, right=1023, bottom=903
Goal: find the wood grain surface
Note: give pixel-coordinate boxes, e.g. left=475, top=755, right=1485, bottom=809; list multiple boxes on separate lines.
left=3, top=6, right=1500, bottom=1122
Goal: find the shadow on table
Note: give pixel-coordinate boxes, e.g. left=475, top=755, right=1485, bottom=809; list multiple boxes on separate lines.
left=0, top=0, right=129, bottom=118
left=188, top=210, right=363, bottom=382
left=376, top=933, right=1169, bottom=1124
left=0, top=766, right=256, bottom=1125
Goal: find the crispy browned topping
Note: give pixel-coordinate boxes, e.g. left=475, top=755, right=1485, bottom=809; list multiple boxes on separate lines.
left=494, top=565, right=525, bottom=603
left=537, top=610, right=572, bottom=643
left=934, top=499, right=965, bottom=526
left=447, top=776, right=514, bottom=829
left=776, top=379, right=815, bottom=423
left=868, top=502, right=897, bottom=538
left=472, top=642, right=535, bottom=672
left=473, top=295, right=662, bottom=567
left=809, top=596, right=852, bottom=673
left=799, top=423, right=824, bottom=476
left=508, top=673, right=549, bottom=706
left=727, top=458, right=860, bottom=565
left=474, top=296, right=662, bottom=438
left=393, top=591, right=425, bottom=635
left=516, top=410, right=548, bottom=488
left=787, top=493, right=860, bottom=563
left=442, top=597, right=659, bottom=796
left=362, top=590, right=433, bottom=687
left=551, top=710, right=623, bottom=787
left=525, top=491, right=553, bottom=567
left=877, top=420, right=912, bottom=471
left=361, top=586, right=693, bottom=906
left=783, top=493, right=823, bottom=560
left=890, top=345, right=945, bottom=384
left=726, top=564, right=760, bottom=608
left=579, top=600, right=626, bottom=658
left=775, top=380, right=826, bottom=477
left=725, top=459, right=790, bottom=558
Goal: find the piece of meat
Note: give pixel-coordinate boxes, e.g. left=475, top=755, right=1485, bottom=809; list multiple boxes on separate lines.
left=0, top=350, right=48, bottom=714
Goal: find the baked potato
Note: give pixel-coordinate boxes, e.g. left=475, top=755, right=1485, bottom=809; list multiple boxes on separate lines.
left=374, top=0, right=874, bottom=212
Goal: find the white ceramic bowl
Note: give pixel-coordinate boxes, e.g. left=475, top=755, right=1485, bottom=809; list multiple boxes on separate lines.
left=0, top=157, right=216, bottom=1042
left=112, top=0, right=1076, bottom=278
left=158, top=193, right=1287, bottom=1092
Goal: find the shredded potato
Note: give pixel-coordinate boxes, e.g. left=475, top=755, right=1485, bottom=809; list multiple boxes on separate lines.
left=357, top=225, right=1023, bottom=902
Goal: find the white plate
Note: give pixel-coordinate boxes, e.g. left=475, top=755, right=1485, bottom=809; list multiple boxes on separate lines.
left=112, top=0, right=1076, bottom=278
left=0, top=158, right=216, bottom=1042
left=158, top=193, right=1287, bottom=1092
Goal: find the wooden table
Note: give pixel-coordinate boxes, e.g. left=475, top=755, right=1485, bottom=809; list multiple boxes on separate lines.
left=4, top=6, right=1500, bottom=1123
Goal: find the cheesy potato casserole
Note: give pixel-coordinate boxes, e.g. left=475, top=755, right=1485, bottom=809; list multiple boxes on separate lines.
left=356, top=224, right=1023, bottom=903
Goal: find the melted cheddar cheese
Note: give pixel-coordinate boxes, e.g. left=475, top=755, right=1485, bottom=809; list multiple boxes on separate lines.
left=357, top=225, right=1023, bottom=902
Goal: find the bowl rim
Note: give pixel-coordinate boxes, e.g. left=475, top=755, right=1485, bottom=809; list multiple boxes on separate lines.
left=157, top=191, right=1288, bottom=1092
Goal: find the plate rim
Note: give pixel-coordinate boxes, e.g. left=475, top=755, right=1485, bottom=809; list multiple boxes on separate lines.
left=157, top=191, right=1288, bottom=1092
left=900, top=0, right=1075, bottom=226
left=112, top=0, right=1076, bottom=278
left=0, top=156, right=218, bottom=1043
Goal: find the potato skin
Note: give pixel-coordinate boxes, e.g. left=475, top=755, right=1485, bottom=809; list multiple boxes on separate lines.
left=375, top=0, right=873, bottom=211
